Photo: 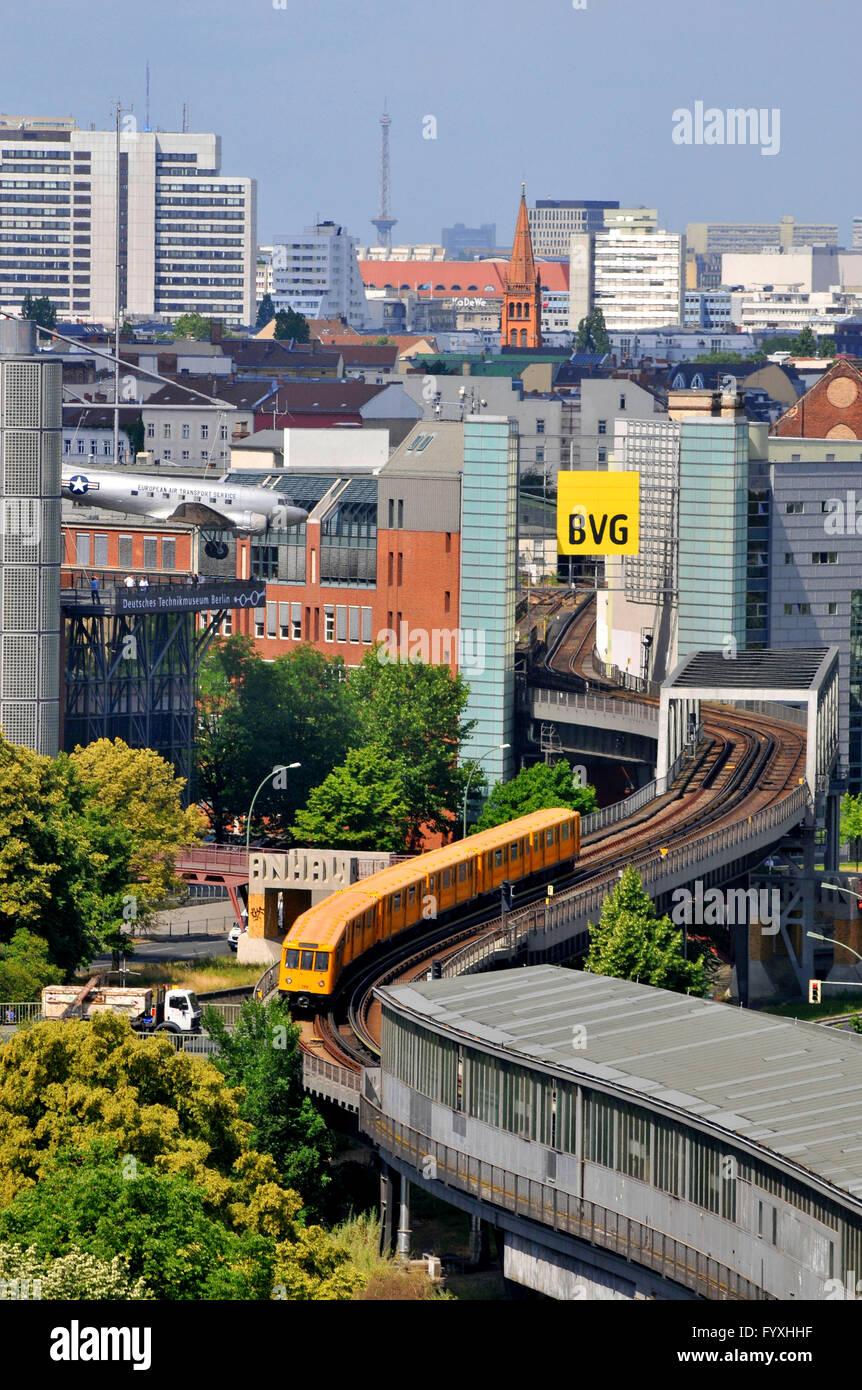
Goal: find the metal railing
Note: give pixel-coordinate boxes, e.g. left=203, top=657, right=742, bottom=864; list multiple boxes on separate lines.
left=0, top=1002, right=41, bottom=1025
left=443, top=781, right=810, bottom=977
left=253, top=961, right=281, bottom=1002
left=709, top=699, right=807, bottom=727
left=528, top=686, right=659, bottom=724
left=580, top=741, right=690, bottom=837
left=361, top=1099, right=769, bottom=1301
left=303, top=1050, right=360, bottom=1095
left=176, top=844, right=251, bottom=871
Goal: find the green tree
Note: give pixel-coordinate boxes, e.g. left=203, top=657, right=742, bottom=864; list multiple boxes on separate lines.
left=348, top=652, right=475, bottom=850
left=20, top=294, right=57, bottom=330
left=197, top=640, right=360, bottom=841
left=586, top=865, right=710, bottom=996
left=574, top=308, right=610, bottom=355
left=69, top=739, right=203, bottom=909
left=473, top=759, right=597, bottom=833
left=273, top=309, right=310, bottom=343
left=692, top=351, right=752, bottom=364
left=172, top=312, right=212, bottom=341
left=0, top=737, right=137, bottom=973
left=818, top=336, right=836, bottom=359
left=791, top=325, right=818, bottom=357
left=292, top=744, right=411, bottom=851
left=255, top=294, right=276, bottom=332
left=0, top=929, right=56, bottom=1001
left=0, top=1241, right=151, bottom=1300
left=204, top=998, right=335, bottom=1219
left=840, top=793, right=862, bottom=869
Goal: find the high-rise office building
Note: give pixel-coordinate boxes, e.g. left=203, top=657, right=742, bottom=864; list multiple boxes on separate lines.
left=441, top=223, right=497, bottom=258
left=271, top=221, right=368, bottom=325
left=0, top=116, right=257, bottom=327
left=592, top=226, right=684, bottom=331
left=0, top=319, right=61, bottom=754
left=687, top=216, right=839, bottom=255
left=529, top=200, right=620, bottom=259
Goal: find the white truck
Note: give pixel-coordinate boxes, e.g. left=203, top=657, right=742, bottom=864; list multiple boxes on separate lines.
left=41, top=981, right=202, bottom=1035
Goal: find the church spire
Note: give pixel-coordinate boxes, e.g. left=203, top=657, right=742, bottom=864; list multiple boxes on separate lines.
left=501, top=184, right=542, bottom=349
left=506, top=183, right=538, bottom=290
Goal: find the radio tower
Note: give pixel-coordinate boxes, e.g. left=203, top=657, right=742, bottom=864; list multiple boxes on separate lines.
left=371, top=108, right=397, bottom=251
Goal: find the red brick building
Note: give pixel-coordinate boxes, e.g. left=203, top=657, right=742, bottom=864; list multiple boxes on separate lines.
left=772, top=357, right=862, bottom=438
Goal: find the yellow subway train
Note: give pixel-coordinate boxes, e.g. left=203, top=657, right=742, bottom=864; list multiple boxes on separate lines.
left=278, top=807, right=581, bottom=1012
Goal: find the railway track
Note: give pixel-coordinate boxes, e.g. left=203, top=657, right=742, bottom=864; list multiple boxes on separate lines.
left=301, top=593, right=807, bottom=1071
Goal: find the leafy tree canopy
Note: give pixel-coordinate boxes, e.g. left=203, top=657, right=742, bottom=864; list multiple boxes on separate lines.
left=273, top=308, right=310, bottom=343
left=585, top=864, right=711, bottom=996
left=69, top=740, right=203, bottom=909
left=20, top=294, right=56, bottom=330
left=473, top=759, right=597, bottom=833
left=574, top=308, right=610, bottom=355
left=841, top=793, right=862, bottom=870
left=172, top=312, right=213, bottom=341
left=292, top=744, right=412, bottom=852
left=255, top=294, right=276, bottom=332
left=204, top=999, right=335, bottom=1219
left=0, top=930, right=56, bottom=1002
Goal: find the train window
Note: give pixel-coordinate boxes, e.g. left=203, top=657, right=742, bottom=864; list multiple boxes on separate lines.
left=443, top=870, right=451, bottom=888
left=428, top=875, right=436, bottom=893
left=314, top=952, right=329, bottom=971
left=393, top=893, right=401, bottom=910
left=285, top=949, right=300, bottom=968
left=408, top=886, right=416, bottom=904
left=494, top=849, right=503, bottom=867
left=546, top=828, right=555, bottom=846
left=458, top=862, right=468, bottom=882
left=486, top=853, right=493, bottom=870
left=511, top=842, right=519, bottom=861
left=300, top=949, right=314, bottom=970
left=562, top=823, right=570, bottom=840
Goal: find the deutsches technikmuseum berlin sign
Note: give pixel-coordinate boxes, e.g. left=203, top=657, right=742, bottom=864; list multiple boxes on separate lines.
left=557, top=472, right=640, bottom=556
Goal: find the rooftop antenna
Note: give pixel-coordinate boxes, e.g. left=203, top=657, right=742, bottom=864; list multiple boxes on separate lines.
left=182, top=101, right=189, bottom=134
left=145, top=61, right=151, bottom=132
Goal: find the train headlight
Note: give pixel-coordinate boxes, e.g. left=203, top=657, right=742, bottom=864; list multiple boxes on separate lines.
left=318, top=979, right=325, bottom=988
left=285, top=977, right=292, bottom=984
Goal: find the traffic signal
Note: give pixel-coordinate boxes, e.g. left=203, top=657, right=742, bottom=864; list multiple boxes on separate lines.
left=431, top=960, right=443, bottom=980
left=809, top=979, right=822, bottom=1005
left=501, top=880, right=514, bottom=911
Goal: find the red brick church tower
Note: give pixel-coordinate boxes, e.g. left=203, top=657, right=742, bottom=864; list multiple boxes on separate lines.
left=500, top=184, right=543, bottom=349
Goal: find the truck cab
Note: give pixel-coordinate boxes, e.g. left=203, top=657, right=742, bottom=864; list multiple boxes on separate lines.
left=137, top=987, right=202, bottom=1035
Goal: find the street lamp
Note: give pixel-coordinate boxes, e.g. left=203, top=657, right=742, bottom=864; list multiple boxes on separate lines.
left=807, top=930, right=862, bottom=967
left=246, top=763, right=301, bottom=857
left=462, top=743, right=510, bottom=839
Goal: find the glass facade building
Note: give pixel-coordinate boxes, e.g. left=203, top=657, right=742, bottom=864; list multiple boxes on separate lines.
left=678, top=420, right=749, bottom=657
left=460, top=415, right=518, bottom=788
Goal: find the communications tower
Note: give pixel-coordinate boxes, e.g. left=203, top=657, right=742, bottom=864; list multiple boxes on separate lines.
left=370, top=109, right=397, bottom=251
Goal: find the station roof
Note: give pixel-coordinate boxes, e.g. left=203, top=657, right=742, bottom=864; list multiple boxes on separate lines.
left=667, top=647, right=833, bottom=691
left=382, top=966, right=862, bottom=1205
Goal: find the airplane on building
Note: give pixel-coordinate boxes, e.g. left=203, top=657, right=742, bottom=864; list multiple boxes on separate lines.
left=61, top=466, right=306, bottom=558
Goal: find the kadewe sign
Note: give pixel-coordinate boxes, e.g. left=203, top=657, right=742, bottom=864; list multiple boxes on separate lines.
left=557, top=472, right=640, bottom=555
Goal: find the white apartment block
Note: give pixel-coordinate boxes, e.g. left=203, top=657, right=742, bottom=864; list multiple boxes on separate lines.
left=272, top=222, right=369, bottom=324
left=356, top=244, right=446, bottom=261
left=0, top=116, right=257, bottom=327
left=593, top=227, right=684, bottom=332
left=256, top=247, right=274, bottom=302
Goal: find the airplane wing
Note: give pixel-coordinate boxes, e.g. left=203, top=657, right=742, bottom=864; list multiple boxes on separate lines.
left=159, top=502, right=239, bottom=529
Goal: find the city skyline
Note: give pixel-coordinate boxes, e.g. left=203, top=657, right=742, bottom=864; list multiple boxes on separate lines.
left=0, top=0, right=858, bottom=249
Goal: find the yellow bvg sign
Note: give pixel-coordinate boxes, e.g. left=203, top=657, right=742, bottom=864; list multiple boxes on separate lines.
left=557, top=472, right=640, bottom=555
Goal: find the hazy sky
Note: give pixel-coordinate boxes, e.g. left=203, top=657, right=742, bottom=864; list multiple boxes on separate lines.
left=2, top=0, right=858, bottom=247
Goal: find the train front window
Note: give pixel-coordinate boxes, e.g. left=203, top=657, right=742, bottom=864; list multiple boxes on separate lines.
left=314, top=952, right=329, bottom=971
left=300, top=949, right=314, bottom=970
left=511, top=842, right=519, bottom=861
left=546, top=829, right=554, bottom=845
left=494, top=849, right=503, bottom=867
left=458, top=862, right=468, bottom=881
left=285, top=949, right=300, bottom=968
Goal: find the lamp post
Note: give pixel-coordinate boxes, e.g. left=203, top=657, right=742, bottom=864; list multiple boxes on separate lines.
left=462, top=743, right=510, bottom=839
left=807, top=929, right=862, bottom=967
left=246, top=762, right=301, bottom=858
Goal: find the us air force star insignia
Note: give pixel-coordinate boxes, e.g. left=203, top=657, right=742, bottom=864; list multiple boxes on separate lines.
left=68, top=475, right=98, bottom=494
